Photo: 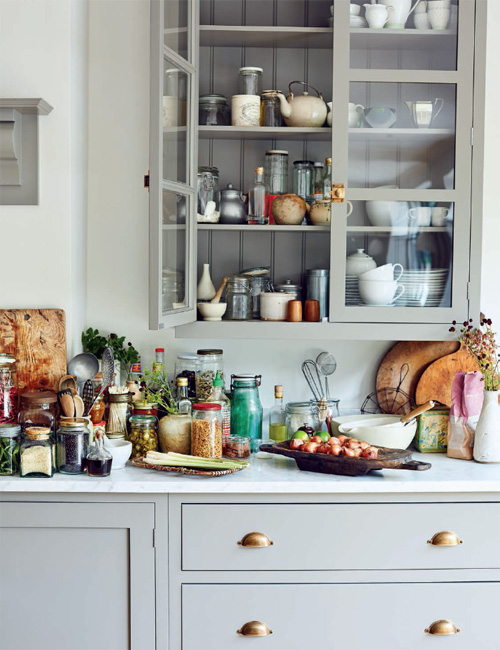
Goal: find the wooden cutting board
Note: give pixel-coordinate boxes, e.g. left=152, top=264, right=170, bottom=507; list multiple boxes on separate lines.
left=0, top=309, right=67, bottom=393
left=415, top=343, right=480, bottom=407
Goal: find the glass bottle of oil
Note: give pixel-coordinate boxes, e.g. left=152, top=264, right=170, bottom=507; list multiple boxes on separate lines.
left=269, top=385, right=287, bottom=442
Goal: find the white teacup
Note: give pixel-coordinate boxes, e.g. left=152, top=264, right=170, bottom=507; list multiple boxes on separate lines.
left=409, top=207, right=432, bottom=227
left=431, top=207, right=450, bottom=226
left=348, top=102, right=365, bottom=128
left=414, top=12, right=431, bottom=29
left=364, top=4, right=390, bottom=28
left=428, top=6, right=450, bottom=29
left=359, top=278, right=405, bottom=306
left=427, top=0, right=450, bottom=8
left=231, top=94, right=261, bottom=127
left=359, top=263, right=404, bottom=282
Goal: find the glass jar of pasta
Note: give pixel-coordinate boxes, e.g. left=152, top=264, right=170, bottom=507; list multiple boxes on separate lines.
left=191, top=403, right=222, bottom=458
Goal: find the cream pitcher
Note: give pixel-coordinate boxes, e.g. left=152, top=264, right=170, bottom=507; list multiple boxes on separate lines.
left=377, top=0, right=421, bottom=28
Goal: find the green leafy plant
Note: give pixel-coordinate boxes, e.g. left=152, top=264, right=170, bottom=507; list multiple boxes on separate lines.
left=81, top=328, right=139, bottom=371
left=138, top=366, right=177, bottom=414
left=450, top=317, right=499, bottom=391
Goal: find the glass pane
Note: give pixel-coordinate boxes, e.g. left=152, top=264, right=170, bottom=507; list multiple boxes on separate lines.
left=162, top=190, right=189, bottom=313
left=348, top=82, right=455, bottom=190
left=163, top=60, right=190, bottom=183
left=345, top=200, right=454, bottom=308
left=350, top=0, right=459, bottom=70
left=164, top=0, right=188, bottom=61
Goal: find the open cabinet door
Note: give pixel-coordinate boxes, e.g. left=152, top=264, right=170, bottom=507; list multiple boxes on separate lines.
left=149, top=0, right=198, bottom=329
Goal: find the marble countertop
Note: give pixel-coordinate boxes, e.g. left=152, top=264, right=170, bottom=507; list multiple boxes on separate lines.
left=1, top=452, right=500, bottom=494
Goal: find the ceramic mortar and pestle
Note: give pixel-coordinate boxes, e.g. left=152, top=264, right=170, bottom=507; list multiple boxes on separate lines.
left=197, top=277, right=227, bottom=321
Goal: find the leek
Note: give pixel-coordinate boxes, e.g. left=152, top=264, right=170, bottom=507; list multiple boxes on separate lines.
left=144, top=450, right=249, bottom=470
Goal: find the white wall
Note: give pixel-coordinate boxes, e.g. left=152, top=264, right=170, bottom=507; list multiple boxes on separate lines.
left=0, top=0, right=88, bottom=357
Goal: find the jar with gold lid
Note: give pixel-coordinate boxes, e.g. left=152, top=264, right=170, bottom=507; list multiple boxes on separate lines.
left=56, top=418, right=90, bottom=474
left=20, top=427, right=54, bottom=478
left=105, top=392, right=132, bottom=438
left=128, top=414, right=158, bottom=458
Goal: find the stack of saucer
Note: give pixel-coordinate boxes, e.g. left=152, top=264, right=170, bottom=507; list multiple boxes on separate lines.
left=345, top=275, right=361, bottom=306
left=350, top=15, right=367, bottom=28
left=394, top=269, right=449, bottom=307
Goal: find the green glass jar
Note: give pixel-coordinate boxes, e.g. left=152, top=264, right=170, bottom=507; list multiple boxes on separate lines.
left=229, top=374, right=263, bottom=444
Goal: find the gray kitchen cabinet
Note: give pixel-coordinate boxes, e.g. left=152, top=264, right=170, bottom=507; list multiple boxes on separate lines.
left=0, top=502, right=155, bottom=650
left=149, top=0, right=487, bottom=339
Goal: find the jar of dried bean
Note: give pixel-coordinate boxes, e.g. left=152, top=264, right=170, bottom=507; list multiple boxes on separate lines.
left=20, top=427, right=54, bottom=478
left=191, top=403, right=222, bottom=458
left=0, top=354, right=18, bottom=424
left=56, top=418, right=90, bottom=474
left=128, top=414, right=158, bottom=459
left=0, top=423, right=21, bottom=475
left=196, top=349, right=224, bottom=401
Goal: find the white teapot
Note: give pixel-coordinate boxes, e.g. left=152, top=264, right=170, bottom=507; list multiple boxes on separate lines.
left=277, top=81, right=327, bottom=128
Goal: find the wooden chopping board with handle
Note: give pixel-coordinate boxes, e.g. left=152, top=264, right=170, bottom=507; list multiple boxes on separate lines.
left=0, top=309, right=67, bottom=393
left=415, top=343, right=480, bottom=407
left=376, top=340, right=460, bottom=405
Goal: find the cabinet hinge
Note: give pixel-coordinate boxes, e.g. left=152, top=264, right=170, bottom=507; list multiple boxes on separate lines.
left=152, top=528, right=156, bottom=548
left=470, top=127, right=474, bottom=146
left=144, top=171, right=150, bottom=191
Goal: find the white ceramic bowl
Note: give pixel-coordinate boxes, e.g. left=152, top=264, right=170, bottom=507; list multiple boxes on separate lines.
left=365, top=201, right=408, bottom=227
left=259, top=292, right=294, bottom=321
left=359, top=278, right=400, bottom=306
left=197, top=301, right=227, bottom=321
left=350, top=3, right=361, bottom=16
left=104, top=438, right=132, bottom=469
left=338, top=417, right=417, bottom=449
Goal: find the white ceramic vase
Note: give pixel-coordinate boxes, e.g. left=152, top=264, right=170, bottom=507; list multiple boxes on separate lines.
left=473, top=390, right=500, bottom=463
left=197, top=263, right=216, bottom=300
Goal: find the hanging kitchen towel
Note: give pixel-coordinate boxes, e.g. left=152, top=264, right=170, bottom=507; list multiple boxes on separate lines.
left=447, top=371, right=484, bottom=460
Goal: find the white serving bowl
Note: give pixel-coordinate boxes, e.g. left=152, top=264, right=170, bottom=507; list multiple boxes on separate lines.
left=338, top=417, right=417, bottom=449
left=197, top=301, right=227, bottom=321
left=365, top=201, right=409, bottom=227
left=104, top=438, right=132, bottom=469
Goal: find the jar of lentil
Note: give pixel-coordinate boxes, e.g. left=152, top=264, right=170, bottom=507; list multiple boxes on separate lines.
left=105, top=392, right=132, bottom=438
left=20, top=427, right=54, bottom=478
left=56, top=418, right=90, bottom=474
left=224, top=275, right=252, bottom=321
left=196, top=349, right=224, bottom=401
left=128, top=414, right=158, bottom=459
left=191, top=403, right=222, bottom=458
left=19, top=391, right=57, bottom=433
left=0, top=423, right=21, bottom=475
left=0, top=353, right=18, bottom=424
left=175, top=353, right=198, bottom=399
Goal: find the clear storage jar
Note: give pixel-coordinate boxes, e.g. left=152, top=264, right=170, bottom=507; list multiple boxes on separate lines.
left=311, top=399, right=340, bottom=433
left=261, top=91, right=284, bottom=127
left=19, top=391, right=57, bottom=433
left=293, top=160, right=314, bottom=202
left=56, top=418, right=90, bottom=475
left=191, top=403, right=222, bottom=458
left=224, top=275, right=252, bottom=321
left=264, top=150, right=288, bottom=195
left=199, top=94, right=230, bottom=126
left=0, top=354, right=18, bottom=424
left=105, top=393, right=132, bottom=439
left=20, top=427, right=54, bottom=478
left=0, top=423, right=20, bottom=475
left=196, top=349, right=224, bottom=401
left=285, top=402, right=320, bottom=438
left=175, top=353, right=198, bottom=399
left=128, top=414, right=158, bottom=458
left=238, top=67, right=263, bottom=96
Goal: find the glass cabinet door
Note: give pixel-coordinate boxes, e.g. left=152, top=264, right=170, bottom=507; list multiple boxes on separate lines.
left=330, top=0, right=473, bottom=325
left=149, top=0, right=198, bottom=329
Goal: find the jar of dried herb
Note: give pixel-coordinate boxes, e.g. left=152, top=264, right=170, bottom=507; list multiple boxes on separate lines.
left=20, top=427, right=54, bottom=478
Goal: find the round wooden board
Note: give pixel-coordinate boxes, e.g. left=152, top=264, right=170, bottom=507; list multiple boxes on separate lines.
left=376, top=340, right=460, bottom=408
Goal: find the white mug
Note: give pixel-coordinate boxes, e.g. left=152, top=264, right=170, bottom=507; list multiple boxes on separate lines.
left=231, top=94, right=261, bottom=127
left=414, top=12, right=431, bottom=29
left=348, top=103, right=365, bottom=127
left=409, top=207, right=432, bottom=226
left=379, top=0, right=421, bottom=28
left=359, top=278, right=405, bottom=306
left=431, top=207, right=450, bottom=226
left=364, top=4, right=390, bottom=28
left=359, top=263, right=404, bottom=282
left=427, top=6, right=450, bottom=29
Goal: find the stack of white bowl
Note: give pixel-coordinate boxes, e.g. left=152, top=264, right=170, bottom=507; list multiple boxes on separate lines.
left=358, top=263, right=405, bottom=307
left=413, top=0, right=453, bottom=31
left=330, top=3, right=367, bottom=28
left=394, top=268, right=449, bottom=307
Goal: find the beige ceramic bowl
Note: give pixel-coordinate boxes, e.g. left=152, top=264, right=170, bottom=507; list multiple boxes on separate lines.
left=271, top=194, right=307, bottom=225
left=197, top=301, right=227, bottom=321
left=338, top=416, right=417, bottom=449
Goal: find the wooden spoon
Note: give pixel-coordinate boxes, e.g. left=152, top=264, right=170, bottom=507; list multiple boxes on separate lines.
left=74, top=395, right=85, bottom=418
left=401, top=400, right=435, bottom=425
left=210, top=277, right=227, bottom=304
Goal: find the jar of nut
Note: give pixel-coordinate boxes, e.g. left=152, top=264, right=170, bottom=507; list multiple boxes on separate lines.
left=191, top=403, right=222, bottom=458
left=128, top=414, right=158, bottom=459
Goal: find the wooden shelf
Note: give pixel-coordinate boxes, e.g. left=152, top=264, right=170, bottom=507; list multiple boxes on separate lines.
left=197, top=224, right=329, bottom=232
left=349, top=128, right=454, bottom=144
left=349, top=28, right=456, bottom=52
left=198, top=126, right=331, bottom=141
left=199, top=25, right=332, bottom=49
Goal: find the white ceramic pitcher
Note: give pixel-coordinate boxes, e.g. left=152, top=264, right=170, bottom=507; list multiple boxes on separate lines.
left=377, top=0, right=421, bottom=28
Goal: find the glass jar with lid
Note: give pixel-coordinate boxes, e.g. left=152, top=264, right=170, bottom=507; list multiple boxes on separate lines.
left=191, top=403, right=223, bottom=458
left=197, top=166, right=220, bottom=218
left=20, top=427, right=54, bottom=478
left=128, top=414, right=158, bottom=459
left=312, top=399, right=340, bottom=432
left=238, top=67, right=263, bottom=96
left=275, top=279, right=302, bottom=302
left=312, top=162, right=325, bottom=201
left=196, top=349, right=224, bottom=401
left=19, top=391, right=57, bottom=432
left=105, top=392, right=132, bottom=439
left=56, top=418, right=91, bottom=474
left=264, top=150, right=288, bottom=195
left=261, top=91, right=284, bottom=127
left=293, top=160, right=314, bottom=203
left=175, top=353, right=198, bottom=399
left=199, top=94, right=230, bottom=126
left=241, top=267, right=273, bottom=320
left=230, top=374, right=263, bottom=444
left=285, top=402, right=320, bottom=438
left=0, top=353, right=18, bottom=424
left=224, top=275, right=252, bottom=321
left=0, top=423, right=21, bottom=475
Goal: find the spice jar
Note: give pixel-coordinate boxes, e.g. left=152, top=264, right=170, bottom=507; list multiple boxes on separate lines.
left=20, top=427, right=54, bottom=478
left=285, top=402, right=320, bottom=437
left=0, top=423, right=21, bottom=475
left=196, top=349, right=224, bottom=401
left=223, top=435, right=251, bottom=459
left=238, top=67, right=263, bottom=96
left=56, top=418, right=90, bottom=474
left=199, top=94, right=230, bottom=126
left=191, top=403, right=222, bottom=458
left=128, top=414, right=158, bottom=459
left=293, top=160, right=314, bottom=203
left=224, top=275, right=252, bottom=321
left=264, top=150, right=288, bottom=195
left=19, top=391, right=57, bottom=433
left=261, top=91, right=284, bottom=127
left=158, top=413, right=191, bottom=455
left=0, top=353, right=18, bottom=424
left=105, top=392, right=132, bottom=438
left=175, top=353, right=198, bottom=399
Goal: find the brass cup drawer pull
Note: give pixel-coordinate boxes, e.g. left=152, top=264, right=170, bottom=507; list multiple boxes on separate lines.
left=237, top=621, right=273, bottom=637
left=425, top=620, right=460, bottom=635
left=427, top=531, right=463, bottom=546
left=237, top=531, right=274, bottom=548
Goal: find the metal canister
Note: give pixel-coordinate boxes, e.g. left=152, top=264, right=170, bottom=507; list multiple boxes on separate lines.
left=305, top=269, right=329, bottom=320
left=275, top=279, right=302, bottom=302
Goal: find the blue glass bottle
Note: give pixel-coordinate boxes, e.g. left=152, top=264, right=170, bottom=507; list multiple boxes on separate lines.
left=230, top=375, right=263, bottom=443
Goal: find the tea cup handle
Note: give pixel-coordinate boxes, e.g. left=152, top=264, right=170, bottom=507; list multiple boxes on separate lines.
left=408, top=208, right=416, bottom=219
left=433, top=98, right=444, bottom=120
left=355, top=104, right=365, bottom=113
left=346, top=201, right=353, bottom=218
left=384, top=10, right=392, bottom=25
left=390, top=284, right=405, bottom=304
left=393, top=263, right=404, bottom=282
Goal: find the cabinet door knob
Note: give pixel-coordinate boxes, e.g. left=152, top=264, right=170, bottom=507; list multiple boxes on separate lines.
left=237, top=531, right=274, bottom=547
left=425, top=619, right=460, bottom=635
left=237, top=621, right=273, bottom=636
left=427, top=531, right=463, bottom=546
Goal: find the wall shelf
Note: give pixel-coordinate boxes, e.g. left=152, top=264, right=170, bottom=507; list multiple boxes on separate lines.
left=197, top=224, right=329, bottom=232
left=198, top=126, right=331, bottom=141
left=199, top=25, right=332, bottom=49
left=350, top=28, right=456, bottom=51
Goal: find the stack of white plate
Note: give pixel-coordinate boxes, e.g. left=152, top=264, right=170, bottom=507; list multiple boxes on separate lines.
left=350, top=15, right=367, bottom=27
left=345, top=275, right=361, bottom=306
left=394, top=269, right=449, bottom=307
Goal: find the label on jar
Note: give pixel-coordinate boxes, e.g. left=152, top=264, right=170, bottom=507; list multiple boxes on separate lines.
left=222, top=403, right=231, bottom=439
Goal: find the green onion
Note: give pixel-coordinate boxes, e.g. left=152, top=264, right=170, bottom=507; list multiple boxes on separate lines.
left=145, top=450, right=249, bottom=470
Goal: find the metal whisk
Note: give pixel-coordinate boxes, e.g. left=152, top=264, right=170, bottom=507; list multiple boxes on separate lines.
left=301, top=359, right=324, bottom=401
